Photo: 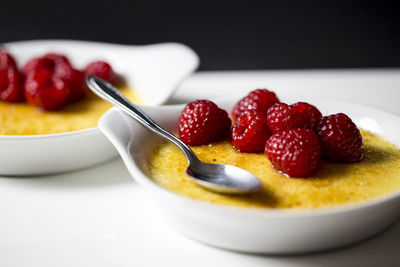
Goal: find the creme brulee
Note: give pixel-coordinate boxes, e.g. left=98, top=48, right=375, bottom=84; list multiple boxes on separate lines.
left=149, top=130, right=400, bottom=209
left=0, top=86, right=140, bottom=135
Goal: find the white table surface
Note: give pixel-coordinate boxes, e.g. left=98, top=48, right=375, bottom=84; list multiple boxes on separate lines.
left=1, top=69, right=400, bottom=267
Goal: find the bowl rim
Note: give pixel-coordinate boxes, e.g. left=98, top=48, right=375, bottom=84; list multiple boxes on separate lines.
left=102, top=96, right=400, bottom=218
left=0, top=39, right=198, bottom=140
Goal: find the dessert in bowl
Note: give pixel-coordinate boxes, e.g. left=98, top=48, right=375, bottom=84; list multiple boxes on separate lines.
left=149, top=129, right=400, bottom=209
left=99, top=93, right=400, bottom=254
left=0, top=40, right=198, bottom=175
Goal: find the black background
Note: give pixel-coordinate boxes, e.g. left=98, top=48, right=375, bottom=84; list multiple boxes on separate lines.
left=1, top=0, right=399, bottom=70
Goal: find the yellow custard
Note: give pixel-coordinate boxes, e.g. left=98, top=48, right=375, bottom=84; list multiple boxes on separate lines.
left=149, top=130, right=400, bottom=209
left=0, top=86, right=140, bottom=135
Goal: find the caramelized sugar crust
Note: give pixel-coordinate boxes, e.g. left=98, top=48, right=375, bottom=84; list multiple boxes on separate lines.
left=0, top=86, right=140, bottom=135
left=149, top=130, right=400, bottom=209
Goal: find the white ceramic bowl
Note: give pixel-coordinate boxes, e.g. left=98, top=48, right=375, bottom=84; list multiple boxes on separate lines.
left=98, top=95, right=400, bottom=254
left=0, top=40, right=198, bottom=175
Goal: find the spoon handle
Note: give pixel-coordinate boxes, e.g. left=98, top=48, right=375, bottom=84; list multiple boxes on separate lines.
left=86, top=76, right=197, bottom=162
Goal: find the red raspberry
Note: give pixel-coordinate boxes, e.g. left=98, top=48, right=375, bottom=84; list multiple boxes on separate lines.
left=231, top=89, right=279, bottom=121
left=318, top=113, right=364, bottom=162
left=266, top=103, right=290, bottom=132
left=24, top=70, right=69, bottom=110
left=55, top=63, right=86, bottom=103
left=23, top=53, right=70, bottom=76
left=0, top=50, right=17, bottom=68
left=43, top=53, right=70, bottom=65
left=84, top=61, right=115, bottom=84
left=232, top=110, right=272, bottom=152
left=265, top=128, right=321, bottom=177
left=0, top=66, right=24, bottom=102
left=0, top=51, right=24, bottom=102
left=23, top=57, right=55, bottom=75
left=179, top=100, right=231, bottom=146
left=267, top=102, right=322, bottom=133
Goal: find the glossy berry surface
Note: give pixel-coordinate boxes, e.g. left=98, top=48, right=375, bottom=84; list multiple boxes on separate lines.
left=55, top=63, right=86, bottom=102
left=0, top=50, right=17, bottom=68
left=267, top=102, right=322, bottom=133
left=43, top=53, right=70, bottom=65
left=23, top=53, right=70, bottom=76
left=24, top=70, right=69, bottom=110
left=179, top=100, right=231, bottom=146
left=0, top=66, right=24, bottom=102
left=265, top=128, right=321, bottom=177
left=23, top=57, right=55, bottom=75
left=84, top=61, right=115, bottom=84
left=318, top=113, right=364, bottom=162
left=232, top=110, right=271, bottom=152
left=0, top=51, right=24, bottom=102
left=231, top=89, right=279, bottom=121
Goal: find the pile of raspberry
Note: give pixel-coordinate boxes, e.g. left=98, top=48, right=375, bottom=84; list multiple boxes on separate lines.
left=178, top=89, right=364, bottom=177
left=0, top=49, right=116, bottom=110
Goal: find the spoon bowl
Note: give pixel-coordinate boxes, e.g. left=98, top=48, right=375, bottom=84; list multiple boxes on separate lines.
left=87, top=76, right=261, bottom=194
left=187, top=160, right=262, bottom=193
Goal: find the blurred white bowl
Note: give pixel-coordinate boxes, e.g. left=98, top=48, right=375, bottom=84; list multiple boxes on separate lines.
left=98, top=95, right=400, bottom=254
left=0, top=40, right=199, bottom=175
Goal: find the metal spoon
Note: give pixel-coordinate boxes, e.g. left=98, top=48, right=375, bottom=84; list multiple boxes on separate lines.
left=87, top=76, right=262, bottom=194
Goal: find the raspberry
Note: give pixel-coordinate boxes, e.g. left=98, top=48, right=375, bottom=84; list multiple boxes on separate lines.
left=23, top=57, right=55, bottom=75
left=23, top=54, right=86, bottom=105
left=267, top=102, right=322, bottom=133
left=318, top=113, right=364, bottom=162
left=231, top=89, right=279, bottom=121
left=0, top=51, right=24, bottom=102
left=232, top=110, right=271, bottom=152
left=179, top=100, right=231, bottom=146
left=0, top=50, right=17, bottom=68
left=24, top=70, right=69, bottom=110
left=266, top=103, right=290, bottom=132
left=55, top=63, right=86, bottom=103
left=265, top=128, right=321, bottom=177
left=0, top=66, right=24, bottom=102
left=84, top=61, right=115, bottom=84
left=43, top=53, right=70, bottom=65
left=23, top=53, right=71, bottom=76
